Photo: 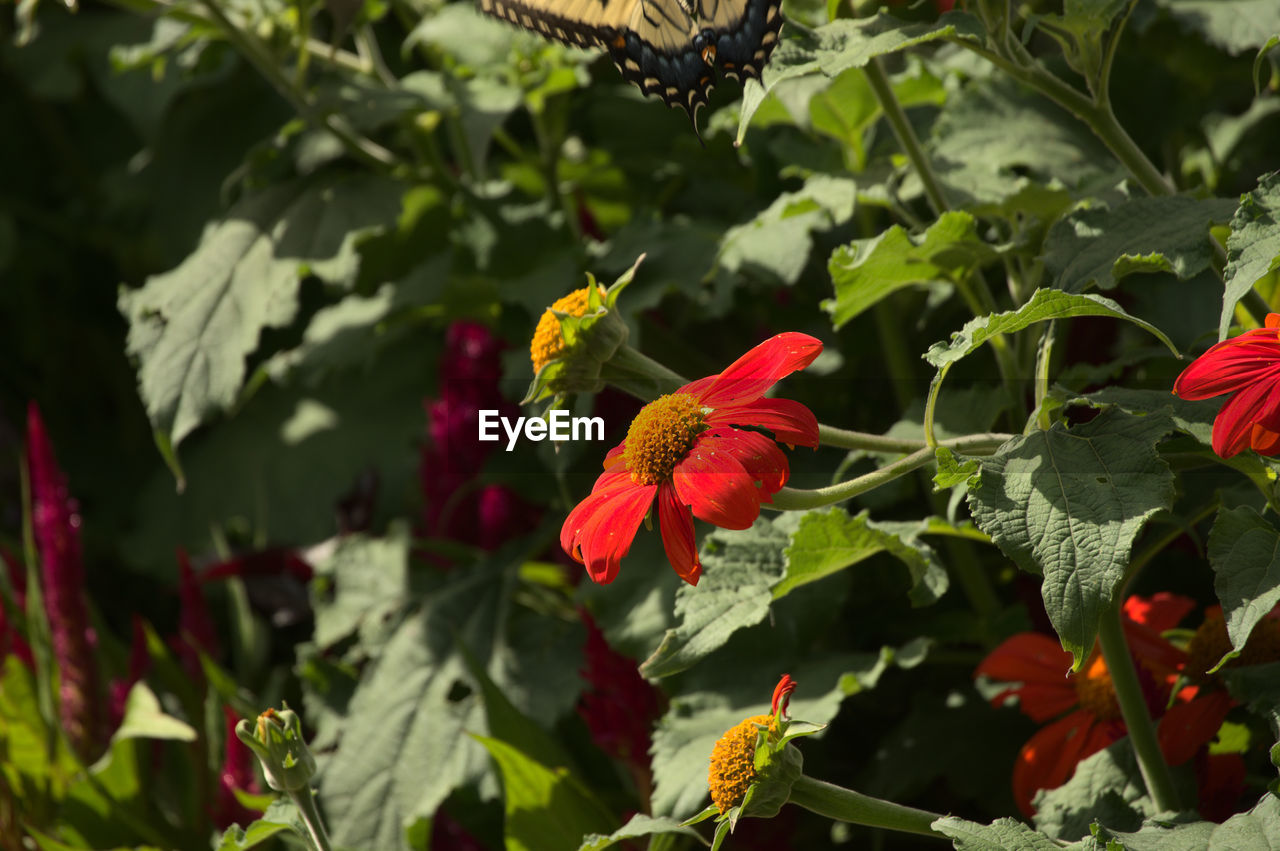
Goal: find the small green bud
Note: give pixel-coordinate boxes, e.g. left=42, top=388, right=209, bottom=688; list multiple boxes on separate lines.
left=235, top=706, right=317, bottom=793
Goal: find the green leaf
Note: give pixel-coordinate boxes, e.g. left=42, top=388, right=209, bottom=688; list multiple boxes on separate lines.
left=1207, top=506, right=1280, bottom=666
left=825, top=211, right=997, bottom=328
left=929, top=76, right=1117, bottom=206
left=474, top=736, right=614, bottom=851
left=1044, top=196, right=1236, bottom=294
left=1221, top=171, right=1280, bottom=339
left=111, top=682, right=197, bottom=742
left=934, top=446, right=981, bottom=490
left=312, top=530, right=411, bottom=652
left=118, top=174, right=403, bottom=453
left=967, top=408, right=1176, bottom=666
left=1154, top=0, right=1280, bottom=55
left=1033, top=738, right=1161, bottom=841
left=577, top=814, right=707, bottom=850
left=1256, top=36, right=1280, bottom=94
left=737, top=11, right=984, bottom=134
left=1205, top=791, right=1280, bottom=847
left=215, top=799, right=305, bottom=850
left=1088, top=816, right=1215, bottom=851
left=316, top=544, right=582, bottom=851
left=639, top=517, right=790, bottom=679
left=118, top=172, right=401, bottom=450
left=932, top=816, right=1066, bottom=849
left=776, top=508, right=949, bottom=605
left=925, top=289, right=1179, bottom=372
left=716, top=174, right=857, bottom=288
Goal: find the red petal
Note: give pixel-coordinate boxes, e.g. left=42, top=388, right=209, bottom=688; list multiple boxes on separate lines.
left=1197, top=753, right=1246, bottom=822
left=1158, top=690, right=1233, bottom=767
left=699, top=427, right=790, bottom=495
left=671, top=446, right=761, bottom=530
left=657, top=483, right=700, bottom=585
left=688, top=333, right=822, bottom=409
left=561, top=479, right=655, bottom=584
left=976, top=633, right=1074, bottom=686
left=1012, top=709, right=1115, bottom=817
left=1173, top=331, right=1280, bottom=399
left=1122, top=592, right=1194, bottom=632
left=1210, top=376, right=1280, bottom=456
left=709, top=398, right=820, bottom=448
left=1252, top=423, right=1280, bottom=455
left=1005, top=683, right=1081, bottom=723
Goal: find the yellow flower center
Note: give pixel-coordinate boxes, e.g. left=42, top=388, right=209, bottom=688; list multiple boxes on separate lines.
left=1186, top=612, right=1280, bottom=677
left=708, top=714, right=772, bottom=813
left=1072, top=654, right=1121, bottom=721
left=622, top=393, right=707, bottom=486
left=529, top=286, right=604, bottom=373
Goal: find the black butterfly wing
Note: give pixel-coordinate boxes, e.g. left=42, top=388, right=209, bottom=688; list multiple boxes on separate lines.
left=476, top=0, right=782, bottom=127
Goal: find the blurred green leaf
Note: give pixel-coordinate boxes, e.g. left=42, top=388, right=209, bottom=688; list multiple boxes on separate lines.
left=777, top=507, right=948, bottom=605
left=111, top=682, right=197, bottom=742
left=826, top=211, right=997, bottom=329
left=119, top=174, right=403, bottom=453
left=738, top=10, right=984, bottom=135
left=214, top=798, right=305, bottom=850
left=967, top=408, right=1176, bottom=667
left=1207, top=506, right=1280, bottom=666
left=1044, top=195, right=1236, bottom=294
left=1221, top=171, right=1280, bottom=338
left=1154, top=0, right=1280, bottom=55
left=577, top=814, right=707, bottom=850
left=474, top=735, right=615, bottom=851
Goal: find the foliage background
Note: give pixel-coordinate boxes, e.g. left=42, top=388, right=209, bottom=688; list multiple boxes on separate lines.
left=2, top=0, right=1280, bottom=848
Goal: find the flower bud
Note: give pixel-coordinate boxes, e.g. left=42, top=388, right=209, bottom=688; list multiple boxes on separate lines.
left=235, top=706, right=317, bottom=793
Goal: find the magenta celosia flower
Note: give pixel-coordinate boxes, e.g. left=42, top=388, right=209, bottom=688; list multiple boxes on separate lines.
left=107, top=615, right=151, bottom=731
left=27, top=402, right=103, bottom=759
left=175, top=549, right=219, bottom=682
left=578, top=611, right=663, bottom=769
left=212, top=704, right=262, bottom=829
left=421, top=321, right=538, bottom=551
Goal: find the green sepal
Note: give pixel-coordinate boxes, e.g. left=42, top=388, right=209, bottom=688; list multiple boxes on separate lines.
left=740, top=742, right=803, bottom=819
left=521, top=255, right=642, bottom=405
left=682, top=804, right=721, bottom=826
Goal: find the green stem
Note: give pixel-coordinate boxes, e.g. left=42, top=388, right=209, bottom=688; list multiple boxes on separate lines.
left=600, top=344, right=689, bottom=400
left=291, top=788, right=334, bottom=851
left=1095, top=605, right=1181, bottom=813
left=787, top=775, right=946, bottom=840
left=770, top=433, right=1011, bottom=510
left=816, top=425, right=933, bottom=454
left=863, top=58, right=949, bottom=217
left=196, top=0, right=399, bottom=171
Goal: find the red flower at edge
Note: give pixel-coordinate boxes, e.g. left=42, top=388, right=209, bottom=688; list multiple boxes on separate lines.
left=561, top=333, right=821, bottom=586
left=1173, top=313, right=1280, bottom=457
left=976, top=594, right=1222, bottom=816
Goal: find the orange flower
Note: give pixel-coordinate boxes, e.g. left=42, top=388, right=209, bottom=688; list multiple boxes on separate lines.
left=1173, top=313, right=1280, bottom=457
left=561, top=333, right=821, bottom=585
left=976, top=594, right=1219, bottom=816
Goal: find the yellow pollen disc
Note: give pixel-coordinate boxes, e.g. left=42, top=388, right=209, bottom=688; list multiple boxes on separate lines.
left=1187, top=612, right=1280, bottom=676
left=622, top=393, right=707, bottom=485
left=529, top=286, right=604, bottom=373
left=708, top=714, right=772, bottom=813
left=1072, top=655, right=1121, bottom=721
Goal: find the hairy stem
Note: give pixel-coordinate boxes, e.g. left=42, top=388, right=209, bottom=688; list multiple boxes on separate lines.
left=788, top=775, right=946, bottom=839
left=1096, top=605, right=1181, bottom=813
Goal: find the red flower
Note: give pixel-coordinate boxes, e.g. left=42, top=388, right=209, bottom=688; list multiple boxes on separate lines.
left=976, top=594, right=1219, bottom=816
left=212, top=705, right=262, bottom=829
left=1173, top=313, right=1280, bottom=457
left=561, top=333, right=821, bottom=585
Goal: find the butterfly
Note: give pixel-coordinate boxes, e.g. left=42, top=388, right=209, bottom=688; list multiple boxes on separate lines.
left=477, top=0, right=783, bottom=132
